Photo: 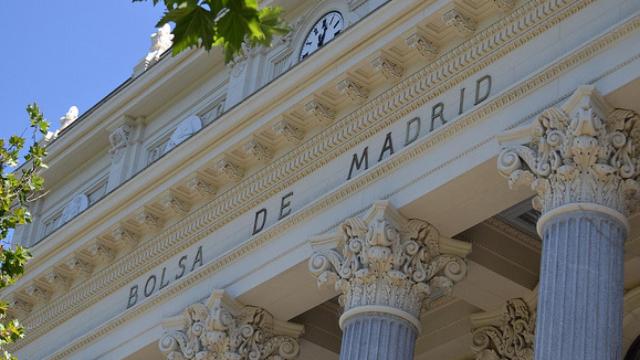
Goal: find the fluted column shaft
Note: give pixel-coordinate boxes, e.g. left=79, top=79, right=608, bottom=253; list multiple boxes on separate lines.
left=535, top=210, right=625, bottom=360
left=340, top=313, right=417, bottom=360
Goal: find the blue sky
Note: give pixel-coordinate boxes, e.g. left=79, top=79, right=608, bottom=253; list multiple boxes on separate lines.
left=0, top=1, right=165, bottom=141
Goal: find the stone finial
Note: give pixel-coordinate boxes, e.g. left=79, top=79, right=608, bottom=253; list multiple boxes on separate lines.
left=471, top=298, right=536, bottom=360
left=304, top=100, right=336, bottom=123
left=337, top=79, right=369, bottom=104
left=497, top=86, right=640, bottom=218
left=133, top=24, right=174, bottom=75
left=309, top=201, right=470, bottom=330
left=216, top=159, right=244, bottom=182
left=159, top=290, right=303, bottom=360
left=243, top=139, right=274, bottom=162
left=60, top=106, right=79, bottom=129
left=371, top=55, right=404, bottom=81
left=272, top=120, right=304, bottom=144
left=442, top=9, right=476, bottom=36
left=405, top=33, right=438, bottom=59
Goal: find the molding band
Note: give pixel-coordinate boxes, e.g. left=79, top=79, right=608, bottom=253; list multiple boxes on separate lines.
left=536, top=202, right=629, bottom=237
left=339, top=305, right=422, bottom=334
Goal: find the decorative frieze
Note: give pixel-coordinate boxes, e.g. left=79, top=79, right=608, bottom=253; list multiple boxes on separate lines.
left=215, top=159, right=245, bottom=182
left=159, top=290, right=303, bottom=360
left=371, top=55, right=404, bottom=81
left=471, top=298, right=536, bottom=360
left=442, top=9, right=476, bottom=37
left=309, top=201, right=470, bottom=329
left=243, top=139, right=274, bottom=162
left=405, top=33, right=438, bottom=60
left=272, top=120, right=304, bottom=144
left=304, top=100, right=336, bottom=123
left=337, top=79, right=369, bottom=103
left=497, top=86, right=640, bottom=218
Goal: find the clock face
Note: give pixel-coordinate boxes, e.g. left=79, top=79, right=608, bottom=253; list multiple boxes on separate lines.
left=299, top=11, right=344, bottom=61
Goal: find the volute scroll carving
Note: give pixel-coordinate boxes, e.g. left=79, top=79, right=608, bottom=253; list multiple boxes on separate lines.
left=308, top=201, right=470, bottom=328
left=471, top=298, right=536, bottom=360
left=159, top=290, right=303, bottom=360
left=497, top=86, right=640, bottom=218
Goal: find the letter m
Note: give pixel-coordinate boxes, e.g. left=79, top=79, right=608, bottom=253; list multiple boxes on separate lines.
left=347, top=147, right=369, bottom=180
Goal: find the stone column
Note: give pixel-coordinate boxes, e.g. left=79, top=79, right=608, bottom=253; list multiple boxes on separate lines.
left=497, top=85, right=640, bottom=360
left=309, top=201, right=471, bottom=360
left=159, top=289, right=303, bottom=359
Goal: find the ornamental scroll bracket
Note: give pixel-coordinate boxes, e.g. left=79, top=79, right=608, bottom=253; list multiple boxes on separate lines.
left=497, top=85, right=640, bottom=222
left=159, top=289, right=304, bottom=360
left=470, top=292, right=537, bottom=360
left=308, top=200, right=471, bottom=331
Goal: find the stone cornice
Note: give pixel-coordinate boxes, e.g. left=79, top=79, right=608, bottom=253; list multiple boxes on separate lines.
left=12, top=0, right=610, bottom=351
left=42, top=12, right=640, bottom=359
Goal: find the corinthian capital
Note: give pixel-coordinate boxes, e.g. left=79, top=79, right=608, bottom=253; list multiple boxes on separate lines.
left=308, top=201, right=470, bottom=330
left=497, top=86, right=640, bottom=219
left=471, top=297, right=536, bottom=360
left=159, top=290, right=303, bottom=360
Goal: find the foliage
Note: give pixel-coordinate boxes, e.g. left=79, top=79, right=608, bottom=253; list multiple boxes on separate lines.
left=134, top=0, right=289, bottom=62
left=0, top=104, right=49, bottom=359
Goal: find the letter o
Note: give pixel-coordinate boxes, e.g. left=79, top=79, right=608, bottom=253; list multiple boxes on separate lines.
left=144, top=275, right=157, bottom=297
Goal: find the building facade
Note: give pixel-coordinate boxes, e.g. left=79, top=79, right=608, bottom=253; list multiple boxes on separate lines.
left=5, top=0, right=640, bottom=359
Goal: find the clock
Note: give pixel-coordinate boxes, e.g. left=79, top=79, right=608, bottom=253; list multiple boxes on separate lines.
left=299, top=11, right=345, bottom=61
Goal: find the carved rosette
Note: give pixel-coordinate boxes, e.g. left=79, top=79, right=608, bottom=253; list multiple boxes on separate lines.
left=159, top=290, right=302, bottom=360
left=308, top=201, right=469, bottom=329
left=471, top=298, right=536, bottom=360
left=497, top=86, right=640, bottom=218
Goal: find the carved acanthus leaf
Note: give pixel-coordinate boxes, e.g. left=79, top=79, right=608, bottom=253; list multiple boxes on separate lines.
left=64, top=256, right=93, bottom=278
left=471, top=298, right=536, bottom=360
left=304, top=100, right=336, bottom=123
left=371, top=55, right=404, bottom=81
left=216, top=159, right=244, bottom=182
left=44, top=270, right=70, bottom=290
left=492, top=0, right=516, bottom=12
left=159, top=290, right=302, bottom=360
left=442, top=9, right=476, bottom=36
left=86, top=243, right=116, bottom=264
left=186, top=176, right=216, bottom=197
left=497, top=86, right=640, bottom=216
left=272, top=120, right=304, bottom=144
left=405, top=33, right=438, bottom=59
left=24, top=284, right=50, bottom=304
left=337, top=79, right=369, bottom=103
left=308, top=201, right=468, bottom=320
left=243, top=140, right=274, bottom=162
left=111, top=225, right=139, bottom=250
left=136, top=209, right=163, bottom=231
left=162, top=193, right=190, bottom=216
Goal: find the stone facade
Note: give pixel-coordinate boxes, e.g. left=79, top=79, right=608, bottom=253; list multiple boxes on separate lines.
left=5, top=0, right=640, bottom=359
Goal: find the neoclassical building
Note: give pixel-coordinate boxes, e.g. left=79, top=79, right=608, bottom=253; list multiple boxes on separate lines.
left=6, top=0, right=640, bottom=359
